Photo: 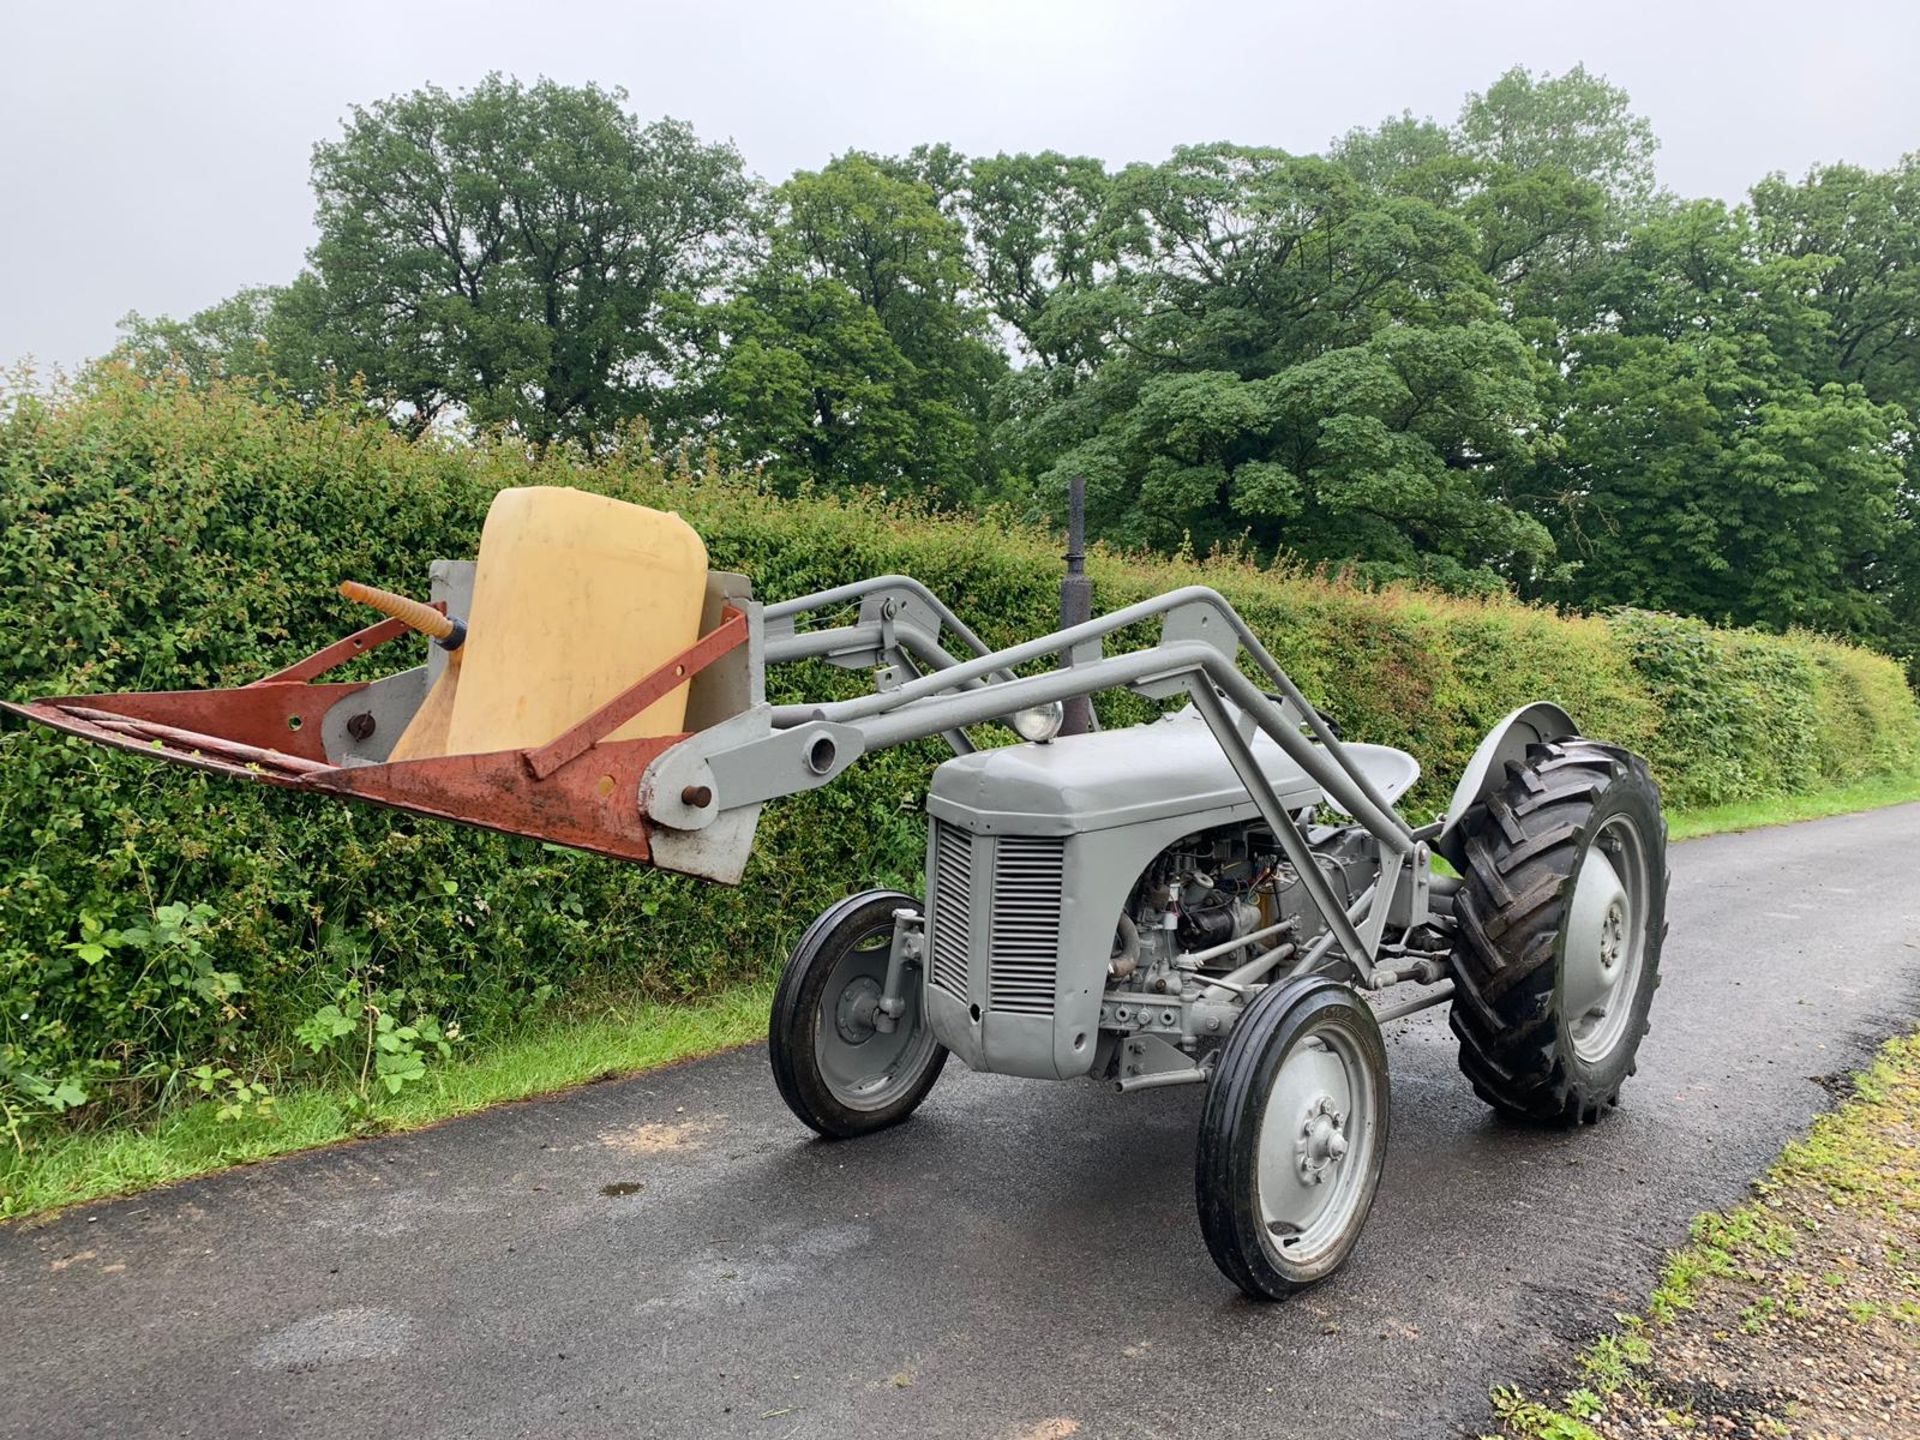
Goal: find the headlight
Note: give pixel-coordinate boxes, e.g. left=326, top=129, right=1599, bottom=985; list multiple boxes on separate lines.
left=1010, top=700, right=1065, bottom=744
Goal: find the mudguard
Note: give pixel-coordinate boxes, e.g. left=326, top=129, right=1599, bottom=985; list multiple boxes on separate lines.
left=1434, top=701, right=1578, bottom=869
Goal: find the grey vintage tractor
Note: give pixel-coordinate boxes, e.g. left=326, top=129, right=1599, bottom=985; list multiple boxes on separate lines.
left=10, top=496, right=1668, bottom=1299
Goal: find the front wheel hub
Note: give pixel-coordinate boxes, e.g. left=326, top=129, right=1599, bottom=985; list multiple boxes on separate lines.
left=1297, top=1096, right=1348, bottom=1184
left=834, top=976, right=882, bottom=1045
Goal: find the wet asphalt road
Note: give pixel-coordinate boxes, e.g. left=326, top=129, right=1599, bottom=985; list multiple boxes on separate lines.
left=4, top=804, right=1919, bottom=1440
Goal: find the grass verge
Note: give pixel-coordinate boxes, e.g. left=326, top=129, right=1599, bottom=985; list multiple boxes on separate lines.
left=5, top=768, right=1919, bottom=1226
left=0, top=984, right=771, bottom=1221
left=1489, top=1031, right=1920, bottom=1439
left=1665, top=768, right=1920, bottom=841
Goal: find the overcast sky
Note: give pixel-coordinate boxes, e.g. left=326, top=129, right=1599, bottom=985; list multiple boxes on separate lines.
left=4, top=0, right=1916, bottom=369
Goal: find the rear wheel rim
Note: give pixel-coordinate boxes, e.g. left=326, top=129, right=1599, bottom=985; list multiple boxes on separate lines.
left=813, top=918, right=938, bottom=1112
left=1563, top=813, right=1650, bottom=1064
left=1254, top=1018, right=1379, bottom=1268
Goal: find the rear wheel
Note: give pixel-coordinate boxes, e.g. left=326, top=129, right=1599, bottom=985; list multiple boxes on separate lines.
left=1448, top=737, right=1668, bottom=1124
left=770, top=890, right=948, bottom=1139
left=1195, top=978, right=1390, bottom=1299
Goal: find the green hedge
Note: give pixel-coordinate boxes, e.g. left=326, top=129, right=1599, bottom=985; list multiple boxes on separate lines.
left=2, top=369, right=1915, bottom=1135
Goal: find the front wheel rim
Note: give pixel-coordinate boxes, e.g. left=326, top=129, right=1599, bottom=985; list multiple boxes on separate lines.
left=1253, top=1020, right=1380, bottom=1268
left=812, top=920, right=937, bottom=1112
left=1563, top=814, right=1650, bottom=1064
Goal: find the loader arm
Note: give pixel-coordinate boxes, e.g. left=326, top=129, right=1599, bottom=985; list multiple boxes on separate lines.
left=651, top=580, right=1421, bottom=979
left=9, top=568, right=1428, bottom=975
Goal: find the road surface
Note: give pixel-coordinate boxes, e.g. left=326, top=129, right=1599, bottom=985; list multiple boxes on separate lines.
left=5, top=804, right=1918, bottom=1439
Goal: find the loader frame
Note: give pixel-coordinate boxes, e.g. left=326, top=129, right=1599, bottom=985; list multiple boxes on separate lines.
left=730, top=575, right=1440, bottom=994
left=9, top=568, right=1466, bottom=1016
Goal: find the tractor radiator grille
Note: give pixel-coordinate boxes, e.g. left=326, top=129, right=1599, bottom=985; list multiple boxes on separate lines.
left=927, top=822, right=972, bottom=999
left=988, top=836, right=1065, bottom=1017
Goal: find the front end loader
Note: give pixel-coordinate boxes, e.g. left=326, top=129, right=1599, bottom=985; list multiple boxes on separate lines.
left=7, top=486, right=1669, bottom=1298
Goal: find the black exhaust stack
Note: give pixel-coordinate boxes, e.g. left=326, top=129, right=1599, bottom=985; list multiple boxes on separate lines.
left=1059, top=475, right=1097, bottom=736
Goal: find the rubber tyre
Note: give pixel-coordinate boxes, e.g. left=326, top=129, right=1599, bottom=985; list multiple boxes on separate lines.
left=770, top=889, right=948, bottom=1139
left=1448, top=737, right=1669, bottom=1125
left=1195, top=977, right=1391, bottom=1300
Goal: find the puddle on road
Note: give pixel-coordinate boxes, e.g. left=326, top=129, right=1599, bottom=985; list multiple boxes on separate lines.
left=601, top=1181, right=646, bottom=1197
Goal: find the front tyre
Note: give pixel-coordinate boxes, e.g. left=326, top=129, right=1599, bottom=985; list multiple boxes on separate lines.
left=1448, top=737, right=1669, bottom=1125
left=1195, top=978, right=1390, bottom=1299
left=770, top=889, right=948, bottom=1139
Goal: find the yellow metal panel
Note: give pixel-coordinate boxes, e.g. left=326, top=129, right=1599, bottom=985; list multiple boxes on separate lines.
left=441, top=487, right=708, bottom=756
left=389, top=651, right=461, bottom=762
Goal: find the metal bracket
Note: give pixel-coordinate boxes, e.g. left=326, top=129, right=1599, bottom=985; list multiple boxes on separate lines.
left=523, top=607, right=748, bottom=781
left=874, top=909, right=922, bottom=1033
left=1388, top=842, right=1432, bottom=930
left=252, top=607, right=435, bottom=686
left=1113, top=1032, right=1211, bottom=1092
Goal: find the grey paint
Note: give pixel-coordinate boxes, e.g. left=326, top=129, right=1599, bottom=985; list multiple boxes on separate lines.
left=680, top=571, right=763, bottom=733
left=3, top=805, right=1915, bottom=1440
left=926, top=715, right=1334, bottom=835
left=1434, top=700, right=1579, bottom=867
left=917, top=718, right=1428, bottom=1081
left=641, top=575, right=768, bottom=885
left=318, top=665, right=429, bottom=765
left=647, top=576, right=1461, bottom=1108
left=426, top=560, right=476, bottom=686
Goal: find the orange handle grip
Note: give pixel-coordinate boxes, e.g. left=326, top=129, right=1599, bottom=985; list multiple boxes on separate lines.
left=339, top=581, right=457, bottom=641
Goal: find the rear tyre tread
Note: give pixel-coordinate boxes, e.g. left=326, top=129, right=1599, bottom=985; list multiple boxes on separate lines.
left=1448, top=738, right=1668, bottom=1127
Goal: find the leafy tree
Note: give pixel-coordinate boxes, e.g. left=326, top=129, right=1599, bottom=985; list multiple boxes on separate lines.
left=1330, top=112, right=1461, bottom=197
left=1751, top=156, right=1920, bottom=662
left=1753, top=156, right=1920, bottom=397
left=1541, top=333, right=1902, bottom=632
left=955, top=150, right=1115, bottom=368
left=701, top=153, right=1006, bottom=500
left=115, top=288, right=285, bottom=385
left=1458, top=65, right=1660, bottom=213
left=73, top=67, right=1920, bottom=662
left=1002, top=144, right=1551, bottom=579
left=1531, top=203, right=1905, bottom=635
left=290, top=75, right=753, bottom=445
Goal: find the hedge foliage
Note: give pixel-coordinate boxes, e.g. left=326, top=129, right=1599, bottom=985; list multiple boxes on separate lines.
left=2, top=369, right=1915, bottom=1135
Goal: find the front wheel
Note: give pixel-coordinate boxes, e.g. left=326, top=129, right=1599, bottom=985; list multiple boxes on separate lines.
left=770, top=889, right=948, bottom=1139
left=1195, top=977, right=1391, bottom=1299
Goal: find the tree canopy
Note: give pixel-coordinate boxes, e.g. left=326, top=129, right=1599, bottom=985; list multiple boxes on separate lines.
left=114, top=67, right=1920, bottom=671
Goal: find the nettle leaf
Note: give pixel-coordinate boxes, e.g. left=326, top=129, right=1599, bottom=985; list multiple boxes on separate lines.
left=375, top=1051, right=426, bottom=1092
left=294, top=1004, right=355, bottom=1054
